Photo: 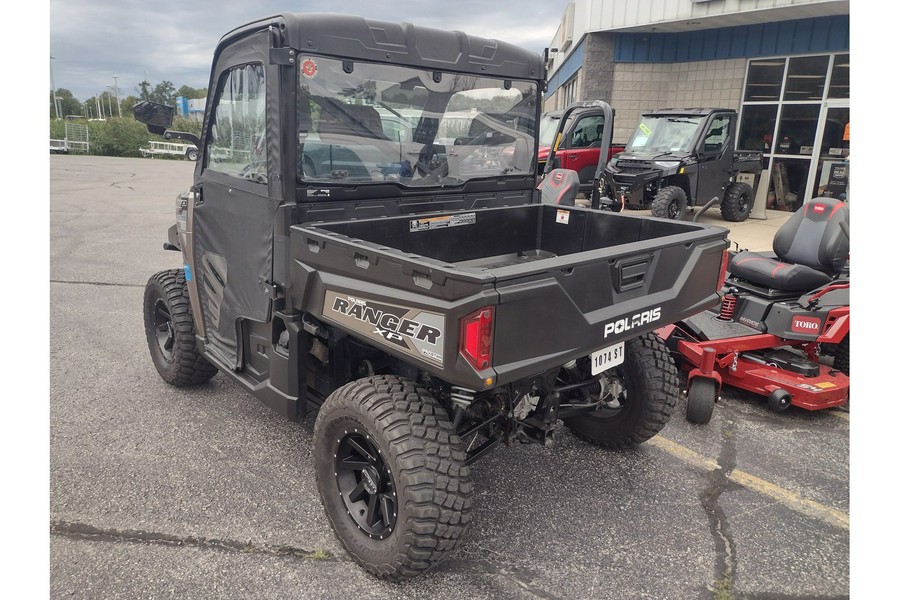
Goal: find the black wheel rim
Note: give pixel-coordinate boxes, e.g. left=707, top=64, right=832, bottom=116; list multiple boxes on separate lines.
left=153, top=299, right=175, bottom=361
left=335, top=428, right=396, bottom=539
left=739, top=193, right=750, bottom=214
left=668, top=199, right=682, bottom=219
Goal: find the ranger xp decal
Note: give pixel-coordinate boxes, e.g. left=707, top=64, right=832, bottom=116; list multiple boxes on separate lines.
left=324, top=291, right=445, bottom=367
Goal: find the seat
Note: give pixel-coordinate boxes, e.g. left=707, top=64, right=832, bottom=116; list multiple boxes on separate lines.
left=539, top=168, right=580, bottom=206
left=729, top=197, right=849, bottom=292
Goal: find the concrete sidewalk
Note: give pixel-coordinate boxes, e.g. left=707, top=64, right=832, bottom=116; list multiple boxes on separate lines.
left=697, top=209, right=793, bottom=252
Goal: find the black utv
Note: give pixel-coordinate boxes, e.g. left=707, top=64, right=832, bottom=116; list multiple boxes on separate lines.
left=136, top=13, right=730, bottom=580
left=600, top=108, right=763, bottom=221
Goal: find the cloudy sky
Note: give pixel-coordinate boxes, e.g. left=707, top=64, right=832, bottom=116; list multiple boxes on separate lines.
left=49, top=0, right=571, bottom=102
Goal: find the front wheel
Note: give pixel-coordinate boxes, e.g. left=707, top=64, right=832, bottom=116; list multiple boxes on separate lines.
left=143, top=269, right=217, bottom=386
left=564, top=333, right=679, bottom=449
left=686, top=377, right=717, bottom=424
left=313, top=375, right=473, bottom=580
left=186, top=148, right=199, bottom=161
left=651, top=186, right=688, bottom=220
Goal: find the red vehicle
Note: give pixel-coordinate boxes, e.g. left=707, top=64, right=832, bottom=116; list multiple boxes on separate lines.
left=658, top=196, right=850, bottom=422
left=538, top=101, right=625, bottom=198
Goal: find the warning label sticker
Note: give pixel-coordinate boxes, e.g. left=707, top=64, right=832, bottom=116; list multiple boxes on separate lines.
left=410, top=212, right=476, bottom=232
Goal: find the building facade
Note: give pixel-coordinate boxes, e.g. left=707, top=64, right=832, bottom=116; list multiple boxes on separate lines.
left=544, top=0, right=850, bottom=212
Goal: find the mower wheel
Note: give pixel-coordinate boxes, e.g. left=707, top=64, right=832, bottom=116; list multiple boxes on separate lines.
left=767, top=389, right=792, bottom=412
left=686, top=377, right=717, bottom=424
left=721, top=182, right=753, bottom=222
left=651, top=186, right=688, bottom=220
left=833, top=335, right=849, bottom=375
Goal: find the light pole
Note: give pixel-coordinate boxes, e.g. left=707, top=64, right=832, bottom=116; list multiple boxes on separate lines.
left=50, top=55, right=61, bottom=120
left=106, top=87, right=114, bottom=119
left=96, top=92, right=103, bottom=120
left=113, top=76, right=122, bottom=118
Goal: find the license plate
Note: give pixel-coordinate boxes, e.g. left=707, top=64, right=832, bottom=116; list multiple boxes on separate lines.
left=591, top=342, right=625, bottom=375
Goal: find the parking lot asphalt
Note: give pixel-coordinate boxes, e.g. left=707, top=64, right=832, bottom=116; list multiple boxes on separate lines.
left=49, top=155, right=849, bottom=599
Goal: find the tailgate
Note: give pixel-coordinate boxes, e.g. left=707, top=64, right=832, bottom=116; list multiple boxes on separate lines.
left=487, top=211, right=728, bottom=383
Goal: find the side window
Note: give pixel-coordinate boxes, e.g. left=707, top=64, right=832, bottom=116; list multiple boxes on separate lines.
left=207, top=63, right=266, bottom=180
left=703, top=114, right=731, bottom=154
left=570, top=116, right=605, bottom=148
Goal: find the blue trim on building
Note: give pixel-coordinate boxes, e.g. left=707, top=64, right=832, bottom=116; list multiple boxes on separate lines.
left=615, top=15, right=848, bottom=63
left=546, top=38, right=585, bottom=97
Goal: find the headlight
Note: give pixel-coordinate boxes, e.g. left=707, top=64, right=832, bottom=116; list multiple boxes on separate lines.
left=655, top=161, right=681, bottom=169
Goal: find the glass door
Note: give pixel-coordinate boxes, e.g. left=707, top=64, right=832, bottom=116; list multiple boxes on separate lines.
left=810, top=102, right=850, bottom=203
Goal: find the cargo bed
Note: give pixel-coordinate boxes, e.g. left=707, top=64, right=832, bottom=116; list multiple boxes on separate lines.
left=291, top=204, right=729, bottom=389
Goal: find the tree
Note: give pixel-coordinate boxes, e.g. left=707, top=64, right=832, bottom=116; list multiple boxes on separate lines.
left=177, top=84, right=207, bottom=99
left=138, top=80, right=153, bottom=102
left=50, top=88, right=84, bottom=118
left=151, top=81, right=177, bottom=105
left=121, top=95, right=139, bottom=118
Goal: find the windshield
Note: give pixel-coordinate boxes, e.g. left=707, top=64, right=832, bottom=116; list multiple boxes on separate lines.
left=538, top=114, right=561, bottom=147
left=625, top=115, right=702, bottom=153
left=297, top=55, right=538, bottom=188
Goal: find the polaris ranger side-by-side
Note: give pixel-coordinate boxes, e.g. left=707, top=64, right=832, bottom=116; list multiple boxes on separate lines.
left=137, top=13, right=730, bottom=580
left=601, top=108, right=763, bottom=221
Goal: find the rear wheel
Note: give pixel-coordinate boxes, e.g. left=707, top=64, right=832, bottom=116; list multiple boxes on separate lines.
left=143, top=269, right=217, bottom=386
left=833, top=335, right=849, bottom=375
left=651, top=186, right=688, bottom=220
left=564, top=333, right=679, bottom=449
left=721, top=182, right=753, bottom=222
left=313, top=375, right=472, bottom=580
left=686, top=377, right=717, bottom=424
left=186, top=148, right=199, bottom=161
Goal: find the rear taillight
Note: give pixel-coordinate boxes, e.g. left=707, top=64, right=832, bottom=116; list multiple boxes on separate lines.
left=717, top=249, right=730, bottom=290
left=460, top=307, right=494, bottom=371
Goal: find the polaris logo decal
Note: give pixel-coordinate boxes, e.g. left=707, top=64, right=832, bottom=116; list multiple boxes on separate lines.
left=325, top=292, right=445, bottom=367
left=603, top=307, right=661, bottom=338
left=791, top=316, right=821, bottom=334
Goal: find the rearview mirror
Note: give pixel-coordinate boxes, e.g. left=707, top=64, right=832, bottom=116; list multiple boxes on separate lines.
left=133, top=101, right=176, bottom=136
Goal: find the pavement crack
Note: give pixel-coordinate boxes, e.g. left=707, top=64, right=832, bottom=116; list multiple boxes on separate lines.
left=701, top=418, right=739, bottom=598
left=49, top=520, right=331, bottom=562
left=447, top=557, right=563, bottom=600
left=50, top=280, right=143, bottom=288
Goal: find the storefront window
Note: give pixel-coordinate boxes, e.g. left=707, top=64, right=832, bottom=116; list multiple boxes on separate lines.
left=828, top=54, right=850, bottom=99
left=774, top=104, right=819, bottom=156
left=814, top=106, right=850, bottom=201
left=741, top=53, right=848, bottom=212
left=744, top=59, right=785, bottom=102
left=784, top=55, right=829, bottom=101
left=768, top=158, right=810, bottom=212
left=737, top=104, right=778, bottom=152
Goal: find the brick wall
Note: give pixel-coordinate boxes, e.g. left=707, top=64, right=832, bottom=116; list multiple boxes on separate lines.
left=609, top=58, right=747, bottom=143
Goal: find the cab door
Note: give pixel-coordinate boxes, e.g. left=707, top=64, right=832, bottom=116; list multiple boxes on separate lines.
left=696, top=112, right=734, bottom=204
left=562, top=114, right=607, bottom=186
left=191, top=31, right=284, bottom=369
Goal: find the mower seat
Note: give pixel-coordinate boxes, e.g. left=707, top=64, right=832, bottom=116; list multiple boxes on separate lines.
left=539, top=168, right=580, bottom=206
left=729, top=197, right=849, bottom=292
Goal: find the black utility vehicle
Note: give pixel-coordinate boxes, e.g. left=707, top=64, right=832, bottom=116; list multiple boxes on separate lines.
left=601, top=108, right=763, bottom=221
left=137, top=13, right=729, bottom=580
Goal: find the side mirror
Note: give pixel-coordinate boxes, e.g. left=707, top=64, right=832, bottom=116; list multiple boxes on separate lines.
left=133, top=101, right=175, bottom=136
